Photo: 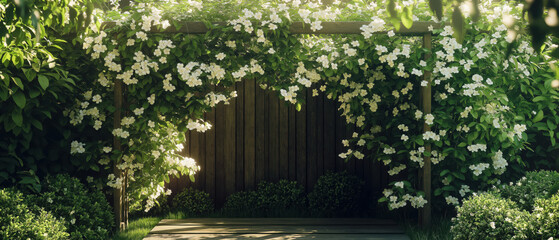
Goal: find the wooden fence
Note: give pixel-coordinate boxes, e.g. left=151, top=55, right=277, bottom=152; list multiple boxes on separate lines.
left=167, top=79, right=390, bottom=206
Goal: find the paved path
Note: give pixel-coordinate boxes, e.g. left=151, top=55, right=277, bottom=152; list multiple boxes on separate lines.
left=143, top=218, right=410, bottom=240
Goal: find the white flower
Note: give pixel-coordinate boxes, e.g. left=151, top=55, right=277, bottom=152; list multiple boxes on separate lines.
left=148, top=120, right=155, bottom=128
left=133, top=108, right=144, bottom=116
left=424, top=114, right=434, bottom=125
left=490, top=222, right=496, bottom=229
left=215, top=53, right=226, bottom=60
left=70, top=141, right=86, bottom=155
left=102, top=147, right=112, bottom=153
left=395, top=181, right=404, bottom=188
left=387, top=30, right=395, bottom=37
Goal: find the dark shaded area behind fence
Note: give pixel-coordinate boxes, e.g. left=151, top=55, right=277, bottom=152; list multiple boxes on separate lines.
left=167, top=79, right=391, bottom=206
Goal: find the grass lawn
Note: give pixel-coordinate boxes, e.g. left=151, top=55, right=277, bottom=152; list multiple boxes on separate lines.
left=112, top=217, right=162, bottom=240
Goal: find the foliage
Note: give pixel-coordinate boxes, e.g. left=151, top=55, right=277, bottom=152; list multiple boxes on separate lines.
left=222, top=180, right=306, bottom=217
left=171, top=187, right=214, bottom=217
left=30, top=174, right=114, bottom=240
left=450, top=192, right=531, bottom=240
left=0, top=0, right=103, bottom=191
left=308, top=171, right=364, bottom=217
left=222, top=190, right=260, bottom=217
left=69, top=0, right=557, bottom=212
left=500, top=170, right=559, bottom=211
left=531, top=193, right=559, bottom=239
left=130, top=193, right=171, bottom=218
left=405, top=217, right=453, bottom=240
left=256, top=180, right=307, bottom=216
left=0, top=188, right=68, bottom=240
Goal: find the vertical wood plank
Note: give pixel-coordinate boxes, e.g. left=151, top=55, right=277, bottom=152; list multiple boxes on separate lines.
left=215, top=102, right=226, bottom=206
left=335, top=111, right=346, bottom=172
left=306, top=88, right=318, bottom=190
left=296, top=90, right=307, bottom=190
left=288, top=104, right=297, bottom=181
left=323, top=95, right=336, bottom=173
left=255, top=84, right=269, bottom=184
left=316, top=91, right=325, bottom=180
left=279, top=100, right=289, bottom=180
left=269, top=91, right=280, bottom=182
left=235, top=81, right=245, bottom=192
left=198, top=128, right=206, bottom=191
left=244, top=79, right=256, bottom=190
left=346, top=124, right=356, bottom=175
left=205, top=109, right=216, bottom=198
left=224, top=93, right=236, bottom=200
left=190, top=131, right=200, bottom=188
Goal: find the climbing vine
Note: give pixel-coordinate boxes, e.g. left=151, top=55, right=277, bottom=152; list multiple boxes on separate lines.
left=72, top=0, right=556, bottom=211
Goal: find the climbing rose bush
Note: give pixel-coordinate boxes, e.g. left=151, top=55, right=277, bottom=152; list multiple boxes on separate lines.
left=71, top=0, right=555, bottom=211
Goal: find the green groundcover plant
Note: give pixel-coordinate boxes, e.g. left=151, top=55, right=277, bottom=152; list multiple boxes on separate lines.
left=0, top=188, right=68, bottom=240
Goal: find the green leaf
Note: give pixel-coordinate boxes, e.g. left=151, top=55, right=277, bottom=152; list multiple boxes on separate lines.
left=38, top=74, right=49, bottom=90
left=401, top=7, right=413, bottom=29
left=22, top=68, right=36, bottom=81
left=12, top=91, right=26, bottom=108
left=189, top=174, right=196, bottom=182
left=11, top=110, right=23, bottom=127
left=533, top=110, right=544, bottom=123
left=451, top=6, right=465, bottom=43
left=429, top=0, right=443, bottom=20
left=533, top=96, right=546, bottom=102
left=12, top=77, right=24, bottom=90
left=30, top=119, right=42, bottom=130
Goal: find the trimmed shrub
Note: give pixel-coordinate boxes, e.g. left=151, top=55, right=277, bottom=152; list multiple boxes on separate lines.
left=32, top=174, right=114, bottom=240
left=308, top=171, right=364, bottom=217
left=531, top=193, right=559, bottom=239
left=223, top=180, right=306, bottom=217
left=171, top=187, right=214, bottom=216
left=500, top=170, right=559, bottom=211
left=451, top=192, right=531, bottom=240
left=256, top=180, right=307, bottom=216
left=0, top=188, right=68, bottom=240
left=222, top=190, right=260, bottom=217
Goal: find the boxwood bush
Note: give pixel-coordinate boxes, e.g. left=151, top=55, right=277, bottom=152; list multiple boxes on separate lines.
left=0, top=188, right=68, bottom=240
left=500, top=170, right=559, bottom=211
left=223, top=180, right=306, bottom=217
left=308, top=171, right=364, bottom=217
left=222, top=190, right=260, bottom=217
left=451, top=192, right=531, bottom=240
left=531, top=193, right=559, bottom=238
left=31, top=174, right=114, bottom=240
left=171, top=187, right=214, bottom=216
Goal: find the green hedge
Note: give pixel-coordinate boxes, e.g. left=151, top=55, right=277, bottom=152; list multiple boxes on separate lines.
left=0, top=188, right=68, bottom=240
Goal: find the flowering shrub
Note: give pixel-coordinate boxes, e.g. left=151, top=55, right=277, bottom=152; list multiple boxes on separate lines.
left=531, top=194, right=559, bottom=238
left=171, top=187, right=214, bottom=217
left=30, top=174, right=114, bottom=240
left=308, top=171, right=364, bottom=217
left=0, top=188, right=68, bottom=240
left=500, top=170, right=559, bottom=211
left=450, top=192, right=531, bottom=240
left=70, top=0, right=558, bottom=211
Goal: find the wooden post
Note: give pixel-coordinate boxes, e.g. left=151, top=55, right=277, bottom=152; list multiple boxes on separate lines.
left=419, top=33, right=433, bottom=227
left=113, top=78, right=126, bottom=230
